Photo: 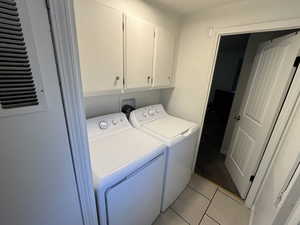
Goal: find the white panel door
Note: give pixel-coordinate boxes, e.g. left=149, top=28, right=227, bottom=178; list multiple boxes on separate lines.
left=153, top=27, right=175, bottom=87
left=74, top=0, right=123, bottom=95
left=225, top=33, right=300, bottom=198
left=125, top=15, right=155, bottom=89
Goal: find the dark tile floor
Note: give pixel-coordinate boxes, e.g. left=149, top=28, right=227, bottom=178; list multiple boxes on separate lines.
left=195, top=106, right=240, bottom=196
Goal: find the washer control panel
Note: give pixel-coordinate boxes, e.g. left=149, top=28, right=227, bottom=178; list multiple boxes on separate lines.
left=87, top=113, right=131, bottom=139
left=130, top=104, right=167, bottom=126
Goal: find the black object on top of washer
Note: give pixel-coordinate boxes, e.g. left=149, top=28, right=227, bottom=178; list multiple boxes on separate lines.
left=122, top=104, right=136, bottom=119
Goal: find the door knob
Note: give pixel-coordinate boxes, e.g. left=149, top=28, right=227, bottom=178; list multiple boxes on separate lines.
left=234, top=115, right=241, bottom=121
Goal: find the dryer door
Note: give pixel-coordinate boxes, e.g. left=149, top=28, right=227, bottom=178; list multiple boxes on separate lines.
left=105, top=154, right=165, bottom=225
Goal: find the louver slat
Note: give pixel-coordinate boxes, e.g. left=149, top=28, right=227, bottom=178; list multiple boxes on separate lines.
left=0, top=28, right=23, bottom=36
left=0, top=57, right=28, bottom=62
left=0, top=0, right=16, bottom=6
left=0, top=62, right=29, bottom=66
left=0, top=47, right=27, bottom=54
left=0, top=0, right=39, bottom=110
left=0, top=18, right=20, bottom=26
left=0, top=66, right=31, bottom=70
left=0, top=43, right=26, bottom=50
left=0, top=86, right=36, bottom=92
left=0, top=33, right=23, bottom=40
left=0, top=2, right=17, bottom=10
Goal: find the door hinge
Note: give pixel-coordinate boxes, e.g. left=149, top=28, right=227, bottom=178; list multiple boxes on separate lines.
left=45, top=0, right=50, bottom=10
left=293, top=56, right=300, bottom=68
left=274, top=190, right=285, bottom=207
left=250, top=175, right=255, bottom=182
left=123, top=77, right=125, bottom=86
left=154, top=31, right=156, bottom=38
left=122, top=21, right=125, bottom=32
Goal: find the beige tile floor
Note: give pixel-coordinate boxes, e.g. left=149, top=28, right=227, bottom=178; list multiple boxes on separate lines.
left=153, top=174, right=250, bottom=225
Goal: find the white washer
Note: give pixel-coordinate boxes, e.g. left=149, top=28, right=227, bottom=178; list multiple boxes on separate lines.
left=87, top=113, right=167, bottom=225
left=130, top=104, right=200, bottom=211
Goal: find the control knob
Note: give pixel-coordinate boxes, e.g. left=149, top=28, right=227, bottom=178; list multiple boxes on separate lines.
left=99, top=121, right=108, bottom=130
left=148, top=109, right=155, bottom=116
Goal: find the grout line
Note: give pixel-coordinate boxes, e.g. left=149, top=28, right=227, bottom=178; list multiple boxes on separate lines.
left=194, top=173, right=242, bottom=202
left=169, top=208, right=191, bottom=225
left=198, top=186, right=218, bottom=225
left=188, top=185, right=212, bottom=201
left=217, top=187, right=245, bottom=206
left=205, top=214, right=221, bottom=225
left=194, top=173, right=243, bottom=205
left=193, top=173, right=222, bottom=188
left=217, top=185, right=242, bottom=200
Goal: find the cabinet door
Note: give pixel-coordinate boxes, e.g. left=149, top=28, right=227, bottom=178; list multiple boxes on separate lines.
left=154, top=27, right=175, bottom=87
left=125, top=16, right=155, bottom=89
left=74, top=1, right=123, bottom=95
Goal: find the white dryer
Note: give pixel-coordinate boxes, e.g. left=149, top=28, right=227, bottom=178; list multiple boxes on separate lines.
left=130, top=104, right=200, bottom=211
left=87, top=113, right=167, bottom=225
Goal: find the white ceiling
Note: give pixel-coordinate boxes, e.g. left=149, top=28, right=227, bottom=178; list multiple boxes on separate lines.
left=145, top=0, right=245, bottom=15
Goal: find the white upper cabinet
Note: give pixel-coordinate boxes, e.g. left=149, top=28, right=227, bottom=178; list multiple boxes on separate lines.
left=74, top=1, right=124, bottom=95
left=124, top=16, right=155, bottom=90
left=153, top=27, right=175, bottom=88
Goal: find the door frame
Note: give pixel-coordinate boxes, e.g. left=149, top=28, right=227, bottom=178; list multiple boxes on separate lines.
left=46, top=1, right=98, bottom=225
left=200, top=18, right=300, bottom=208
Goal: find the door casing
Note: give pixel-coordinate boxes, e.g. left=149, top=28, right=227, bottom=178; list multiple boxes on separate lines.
left=193, top=18, right=300, bottom=209
left=225, top=33, right=300, bottom=199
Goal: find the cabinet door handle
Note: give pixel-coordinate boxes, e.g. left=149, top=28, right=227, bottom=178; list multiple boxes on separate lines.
left=114, top=76, right=120, bottom=86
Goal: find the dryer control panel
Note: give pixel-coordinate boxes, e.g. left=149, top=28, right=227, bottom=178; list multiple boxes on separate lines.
left=87, top=113, right=131, bottom=139
left=130, top=104, right=167, bottom=126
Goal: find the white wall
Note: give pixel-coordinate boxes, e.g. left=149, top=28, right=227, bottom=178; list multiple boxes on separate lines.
left=78, top=0, right=180, bottom=117
left=161, top=0, right=300, bottom=123
left=85, top=90, right=161, bottom=118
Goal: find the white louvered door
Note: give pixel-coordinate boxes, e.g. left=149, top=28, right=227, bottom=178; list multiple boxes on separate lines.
left=0, top=1, right=84, bottom=225
left=225, top=33, right=300, bottom=198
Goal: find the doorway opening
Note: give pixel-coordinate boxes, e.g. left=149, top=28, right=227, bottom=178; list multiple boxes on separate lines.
left=195, top=29, right=300, bottom=198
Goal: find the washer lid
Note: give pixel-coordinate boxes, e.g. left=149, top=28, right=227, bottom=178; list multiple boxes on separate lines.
left=89, top=128, right=165, bottom=182
left=143, top=116, right=197, bottom=139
